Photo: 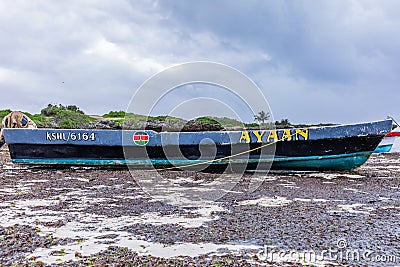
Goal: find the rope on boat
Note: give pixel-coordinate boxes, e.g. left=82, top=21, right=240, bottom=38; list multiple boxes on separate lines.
left=152, top=118, right=396, bottom=171
left=150, top=136, right=285, bottom=171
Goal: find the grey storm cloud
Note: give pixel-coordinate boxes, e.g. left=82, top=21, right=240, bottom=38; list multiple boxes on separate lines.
left=159, top=1, right=400, bottom=83
left=0, top=0, right=399, bottom=123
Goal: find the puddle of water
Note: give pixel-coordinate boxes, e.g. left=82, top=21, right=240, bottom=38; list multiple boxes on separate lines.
left=0, top=188, right=17, bottom=194
left=0, top=199, right=63, bottom=227
left=172, top=177, right=205, bottom=185
left=345, top=174, right=366, bottom=179
left=293, top=198, right=311, bottom=202
left=114, top=195, right=145, bottom=200
left=329, top=203, right=374, bottom=215
left=293, top=198, right=340, bottom=203
left=28, top=231, right=262, bottom=265
left=64, top=176, right=90, bottom=183
left=87, top=185, right=109, bottom=190
left=17, top=200, right=235, bottom=265
left=2, top=164, right=25, bottom=170
left=0, top=192, right=233, bottom=264
left=277, top=182, right=300, bottom=189
left=343, top=188, right=368, bottom=194
left=239, top=196, right=292, bottom=207
left=27, top=179, right=49, bottom=183
left=312, top=199, right=332, bottom=202
left=134, top=209, right=221, bottom=228
left=263, top=177, right=278, bottom=181
left=15, top=199, right=59, bottom=207
left=308, top=173, right=365, bottom=180
left=380, top=205, right=400, bottom=210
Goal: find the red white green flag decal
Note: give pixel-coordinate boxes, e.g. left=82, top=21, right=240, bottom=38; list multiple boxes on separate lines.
left=133, top=132, right=149, bottom=146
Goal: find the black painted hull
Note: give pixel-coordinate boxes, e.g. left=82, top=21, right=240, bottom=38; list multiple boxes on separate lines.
left=8, top=135, right=383, bottom=171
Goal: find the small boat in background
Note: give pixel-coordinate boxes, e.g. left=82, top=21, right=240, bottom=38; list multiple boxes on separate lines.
left=2, top=120, right=393, bottom=171
left=391, top=136, right=400, bottom=152
left=374, top=131, right=400, bottom=153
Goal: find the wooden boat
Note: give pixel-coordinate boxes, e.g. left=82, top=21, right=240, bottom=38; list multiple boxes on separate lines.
left=2, top=119, right=392, bottom=171
left=374, top=131, right=400, bottom=153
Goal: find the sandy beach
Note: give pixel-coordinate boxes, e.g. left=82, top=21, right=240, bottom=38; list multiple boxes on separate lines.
left=0, top=144, right=399, bottom=266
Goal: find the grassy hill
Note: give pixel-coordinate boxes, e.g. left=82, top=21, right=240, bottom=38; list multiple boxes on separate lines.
left=0, top=104, right=94, bottom=128
left=0, top=104, right=334, bottom=130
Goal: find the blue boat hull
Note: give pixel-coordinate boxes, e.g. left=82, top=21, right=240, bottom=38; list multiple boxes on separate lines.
left=374, top=144, right=393, bottom=153
left=3, top=120, right=393, bottom=171
left=10, top=151, right=372, bottom=171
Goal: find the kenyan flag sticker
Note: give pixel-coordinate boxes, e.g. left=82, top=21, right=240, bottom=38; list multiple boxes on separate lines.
left=133, top=132, right=149, bottom=146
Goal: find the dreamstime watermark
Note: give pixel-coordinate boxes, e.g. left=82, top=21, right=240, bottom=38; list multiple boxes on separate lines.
left=123, top=62, right=275, bottom=205
left=257, top=238, right=397, bottom=264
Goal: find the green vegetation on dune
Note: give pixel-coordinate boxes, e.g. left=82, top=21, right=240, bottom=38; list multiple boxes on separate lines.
left=0, top=104, right=94, bottom=128
left=0, top=109, right=12, bottom=119
left=103, top=111, right=181, bottom=121
left=52, top=109, right=94, bottom=128
left=41, top=104, right=84, bottom=116
left=194, top=117, right=221, bottom=125
left=244, top=122, right=260, bottom=128
left=25, top=113, right=51, bottom=127
left=0, top=105, right=335, bottom=129
left=151, top=115, right=182, bottom=122
left=121, top=113, right=182, bottom=122
left=275, top=118, right=292, bottom=128
left=194, top=116, right=261, bottom=129
left=102, top=111, right=126, bottom=118
left=40, top=104, right=94, bottom=128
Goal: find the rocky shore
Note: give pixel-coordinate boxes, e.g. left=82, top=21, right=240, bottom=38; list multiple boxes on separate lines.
left=84, top=119, right=225, bottom=132
left=0, top=145, right=399, bottom=266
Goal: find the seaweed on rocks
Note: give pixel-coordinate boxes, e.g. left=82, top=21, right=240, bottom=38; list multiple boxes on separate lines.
left=0, top=224, right=74, bottom=266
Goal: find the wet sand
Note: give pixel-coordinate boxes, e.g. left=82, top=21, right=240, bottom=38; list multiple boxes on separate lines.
left=0, top=145, right=399, bottom=266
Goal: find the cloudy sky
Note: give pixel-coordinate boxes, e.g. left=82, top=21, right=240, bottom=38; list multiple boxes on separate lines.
left=1, top=0, right=399, bottom=124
